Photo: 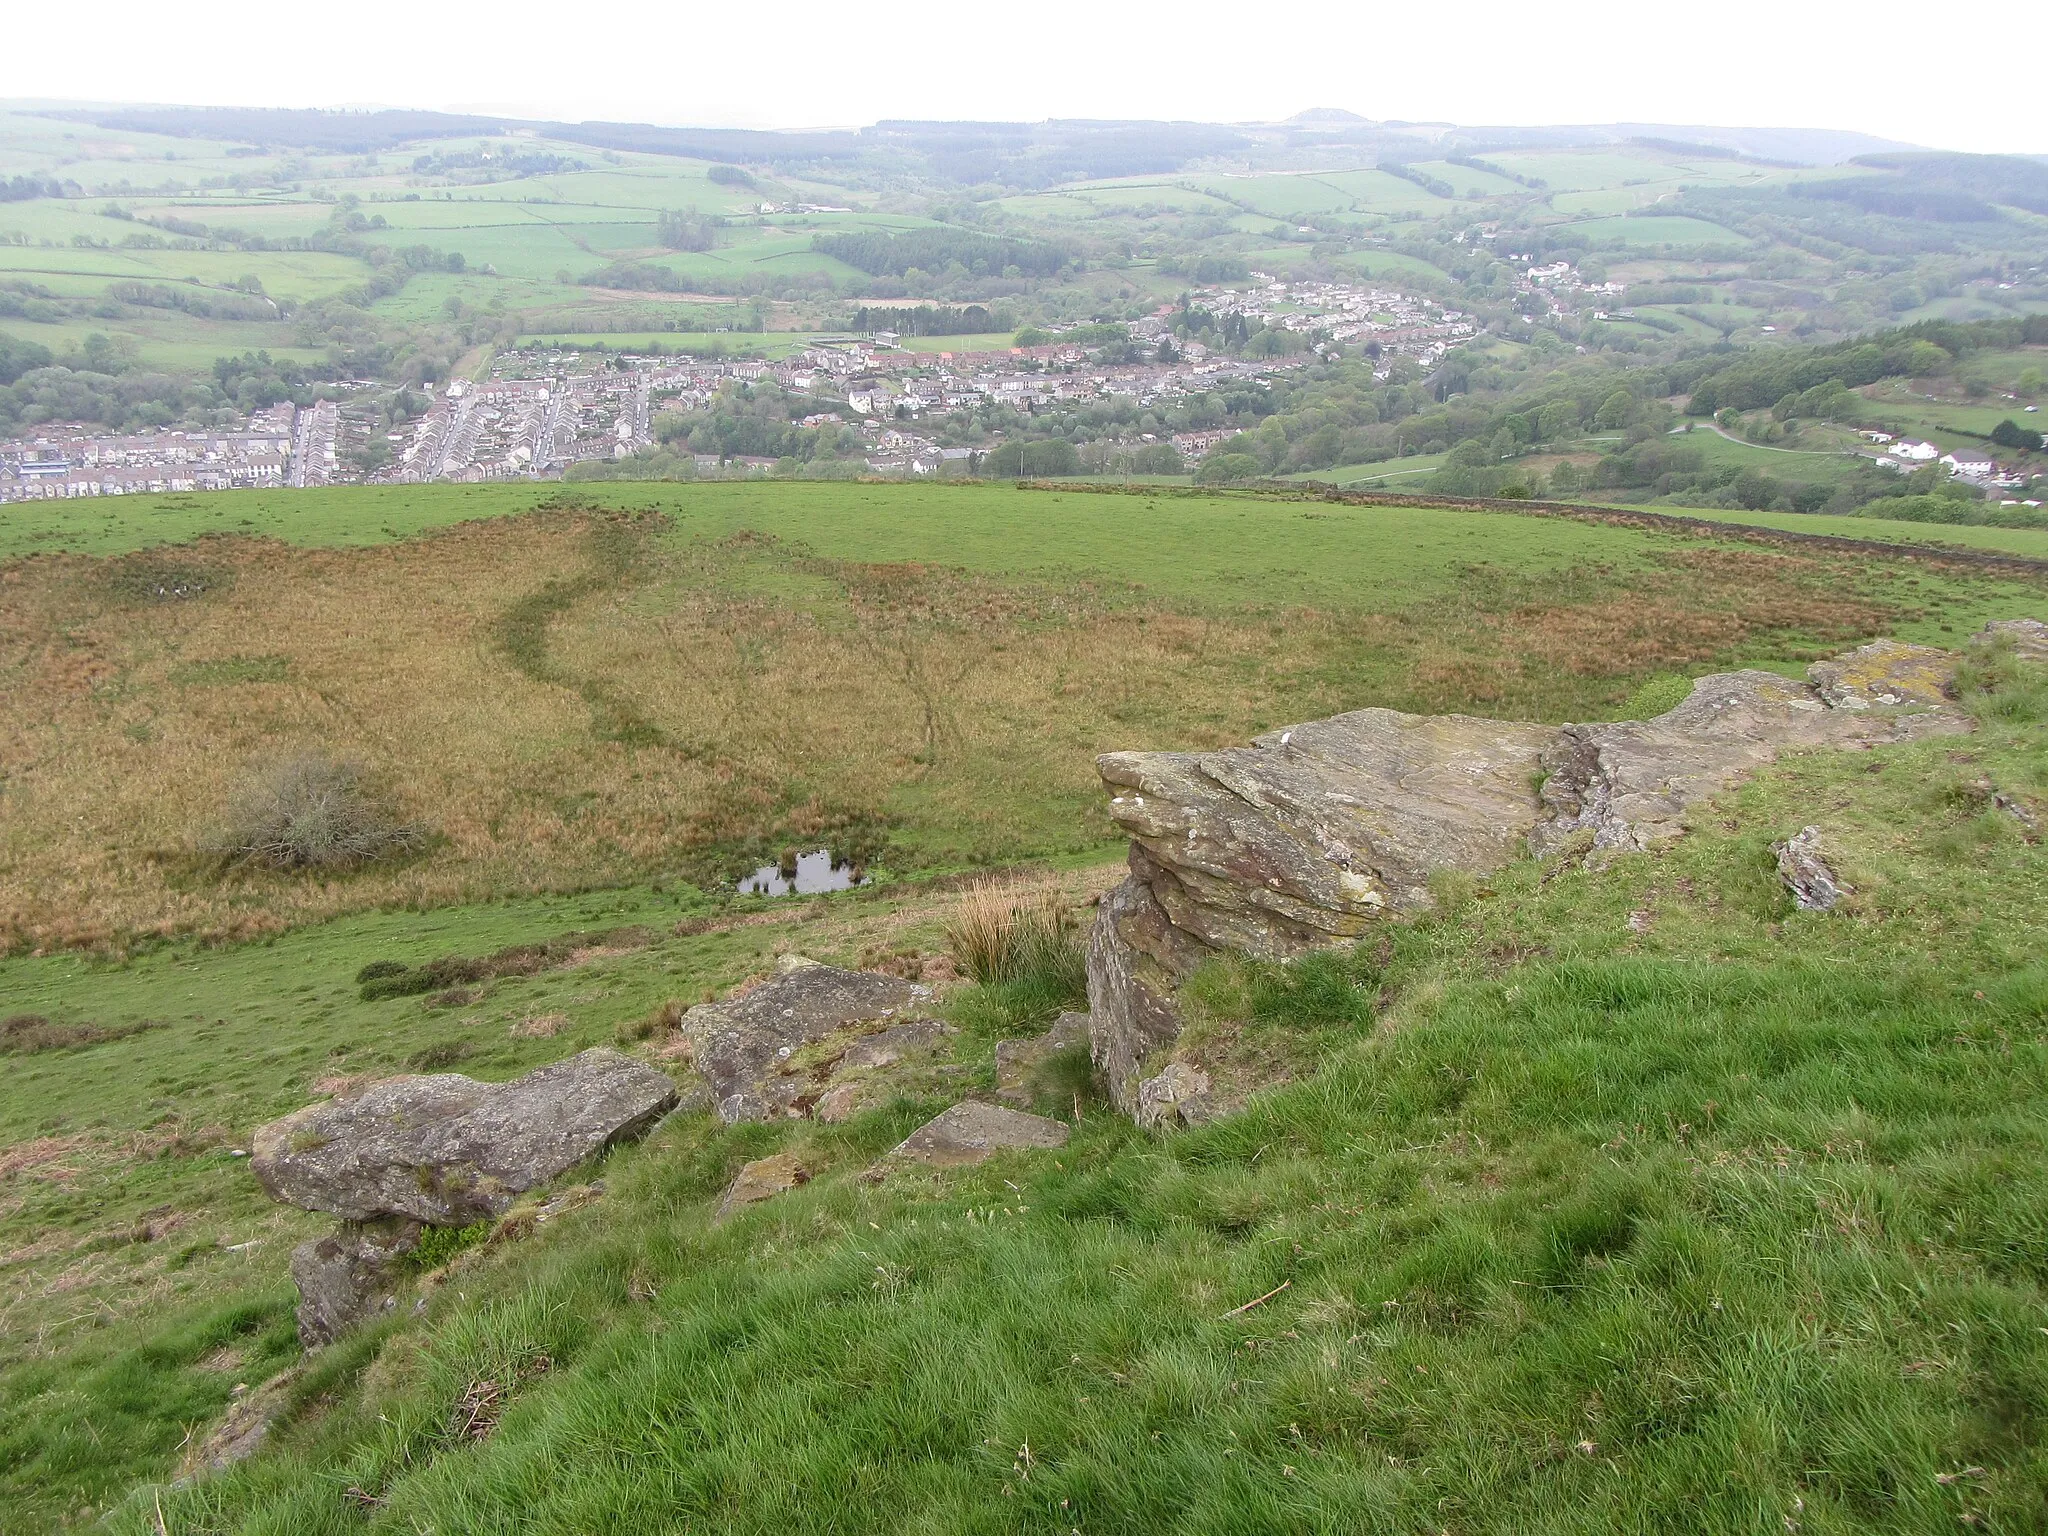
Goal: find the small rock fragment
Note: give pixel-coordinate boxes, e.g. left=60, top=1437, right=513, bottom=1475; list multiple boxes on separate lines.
left=1136, top=1061, right=1214, bottom=1129
left=889, top=1102, right=1069, bottom=1167
left=1774, top=826, right=1850, bottom=912
left=178, top=1367, right=302, bottom=1478
left=716, top=1152, right=809, bottom=1219
left=813, top=1082, right=864, bottom=1123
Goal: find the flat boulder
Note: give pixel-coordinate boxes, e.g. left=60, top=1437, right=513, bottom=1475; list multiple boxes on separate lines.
left=252, top=1047, right=677, bottom=1224
left=889, top=1101, right=1069, bottom=1168
left=682, top=957, right=930, bottom=1123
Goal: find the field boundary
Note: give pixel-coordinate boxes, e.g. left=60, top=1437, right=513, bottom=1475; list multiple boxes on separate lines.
left=1019, top=480, right=2048, bottom=578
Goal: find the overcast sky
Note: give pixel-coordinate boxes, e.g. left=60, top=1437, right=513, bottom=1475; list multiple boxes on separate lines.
left=13, top=0, right=2038, bottom=157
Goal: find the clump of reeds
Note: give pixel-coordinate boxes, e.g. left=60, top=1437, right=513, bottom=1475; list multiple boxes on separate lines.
left=945, top=877, right=1077, bottom=985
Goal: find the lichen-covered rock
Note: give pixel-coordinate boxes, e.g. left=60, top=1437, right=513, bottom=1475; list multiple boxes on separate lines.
left=289, top=1217, right=422, bottom=1347
left=1531, top=669, right=1961, bottom=866
left=715, top=1151, right=809, bottom=1218
left=1775, top=825, right=1851, bottom=911
left=1807, top=639, right=1955, bottom=710
left=889, top=1101, right=1069, bottom=1167
left=682, top=958, right=929, bottom=1123
left=252, top=1048, right=677, bottom=1223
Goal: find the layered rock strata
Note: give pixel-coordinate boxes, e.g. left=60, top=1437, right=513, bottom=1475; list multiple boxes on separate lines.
left=1088, top=637, right=1974, bottom=1115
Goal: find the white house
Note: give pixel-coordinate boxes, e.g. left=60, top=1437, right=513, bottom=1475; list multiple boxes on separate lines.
left=1892, top=440, right=1940, bottom=461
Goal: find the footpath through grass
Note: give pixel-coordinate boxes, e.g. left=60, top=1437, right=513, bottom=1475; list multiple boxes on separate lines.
left=12, top=642, right=2037, bottom=1535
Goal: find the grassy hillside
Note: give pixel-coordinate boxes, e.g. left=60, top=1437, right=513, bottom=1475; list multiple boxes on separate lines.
left=7, top=483, right=2040, bottom=955
left=3, top=636, right=2039, bottom=1534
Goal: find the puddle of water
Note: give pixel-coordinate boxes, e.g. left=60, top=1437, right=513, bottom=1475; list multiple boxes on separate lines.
left=738, top=848, right=867, bottom=897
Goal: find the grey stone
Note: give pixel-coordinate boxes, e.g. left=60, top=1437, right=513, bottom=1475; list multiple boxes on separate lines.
left=289, top=1217, right=422, bottom=1347
left=1531, top=670, right=1963, bottom=867
left=890, top=1101, right=1069, bottom=1167
left=995, top=1011, right=1093, bottom=1105
left=839, top=1019, right=952, bottom=1070
left=1977, top=618, right=2048, bottom=663
left=1775, top=825, right=1851, bottom=911
left=682, top=960, right=927, bottom=1123
left=252, top=1048, right=677, bottom=1223
left=1136, top=1061, right=1214, bottom=1129
left=177, top=1368, right=302, bottom=1478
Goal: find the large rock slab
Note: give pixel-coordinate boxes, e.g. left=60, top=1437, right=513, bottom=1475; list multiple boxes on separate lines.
left=252, top=1048, right=677, bottom=1223
left=1531, top=667, right=1963, bottom=865
left=1088, top=634, right=1982, bottom=1118
left=1099, top=708, right=1559, bottom=951
left=682, top=957, right=932, bottom=1123
left=889, top=1101, right=1069, bottom=1167
left=289, top=1217, right=422, bottom=1347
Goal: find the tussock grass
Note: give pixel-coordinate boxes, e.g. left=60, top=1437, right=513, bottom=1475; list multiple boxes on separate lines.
left=945, top=877, right=1073, bottom=984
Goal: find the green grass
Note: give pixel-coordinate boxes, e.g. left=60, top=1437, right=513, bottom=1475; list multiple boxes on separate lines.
left=1563, top=214, right=1747, bottom=249
left=47, top=650, right=2048, bottom=1535
left=1644, top=503, right=2048, bottom=560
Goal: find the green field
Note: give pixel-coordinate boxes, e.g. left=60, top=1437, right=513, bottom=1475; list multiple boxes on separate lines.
left=1563, top=214, right=1748, bottom=248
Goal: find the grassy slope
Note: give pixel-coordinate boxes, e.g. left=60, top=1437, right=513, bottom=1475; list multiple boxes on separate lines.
left=75, top=648, right=2048, bottom=1535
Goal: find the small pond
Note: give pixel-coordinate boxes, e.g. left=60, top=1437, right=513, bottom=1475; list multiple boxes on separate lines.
left=737, top=848, right=868, bottom=897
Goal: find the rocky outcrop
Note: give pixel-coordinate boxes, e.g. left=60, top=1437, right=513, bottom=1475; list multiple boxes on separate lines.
left=253, top=1048, right=677, bottom=1224
left=1088, top=633, right=1987, bottom=1116
left=681, top=956, right=936, bottom=1123
left=1530, top=666, right=1960, bottom=865
left=252, top=1048, right=675, bottom=1343
left=888, top=1102, right=1070, bottom=1167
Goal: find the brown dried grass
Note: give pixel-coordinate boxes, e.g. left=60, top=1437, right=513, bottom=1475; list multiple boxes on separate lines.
left=0, top=513, right=1923, bottom=953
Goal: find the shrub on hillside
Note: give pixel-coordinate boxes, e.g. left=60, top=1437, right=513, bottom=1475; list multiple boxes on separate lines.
left=205, top=752, right=423, bottom=871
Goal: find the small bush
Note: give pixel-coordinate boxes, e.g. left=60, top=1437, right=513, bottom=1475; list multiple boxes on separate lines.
left=355, top=959, right=409, bottom=984
left=207, top=753, right=423, bottom=871
left=1, top=1014, right=160, bottom=1054
left=405, top=1040, right=475, bottom=1070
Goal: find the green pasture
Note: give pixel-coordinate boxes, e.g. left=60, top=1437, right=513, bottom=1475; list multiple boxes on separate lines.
left=1566, top=214, right=1748, bottom=248
left=1647, top=501, right=2048, bottom=559
left=0, top=314, right=324, bottom=372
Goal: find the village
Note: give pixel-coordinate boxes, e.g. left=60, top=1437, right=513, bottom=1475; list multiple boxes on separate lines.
left=0, top=280, right=1492, bottom=498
